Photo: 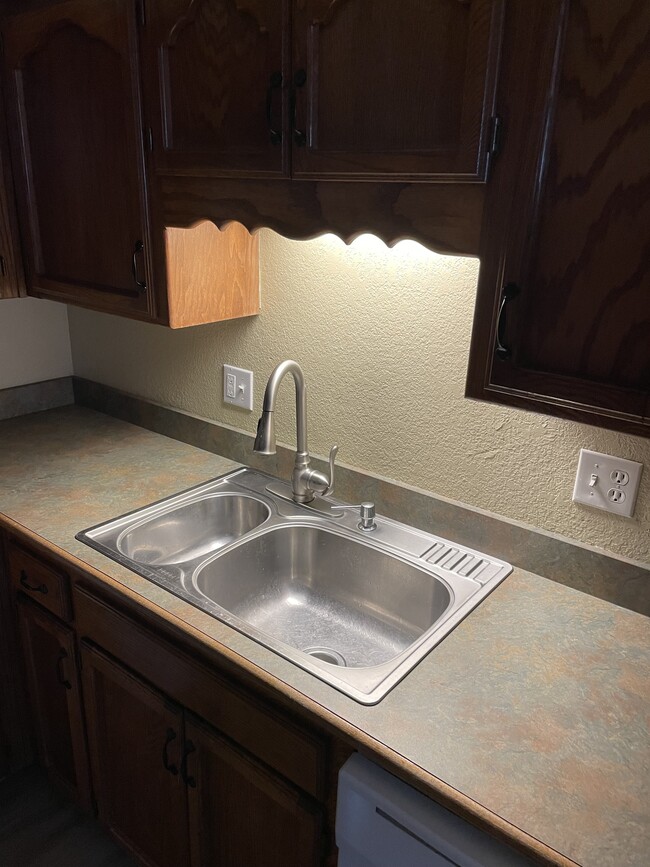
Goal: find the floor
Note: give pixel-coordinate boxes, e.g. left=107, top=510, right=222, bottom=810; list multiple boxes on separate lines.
left=0, top=768, right=136, bottom=867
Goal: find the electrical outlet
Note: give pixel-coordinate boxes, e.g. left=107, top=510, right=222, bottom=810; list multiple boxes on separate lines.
left=572, top=449, right=643, bottom=517
left=223, top=365, right=254, bottom=410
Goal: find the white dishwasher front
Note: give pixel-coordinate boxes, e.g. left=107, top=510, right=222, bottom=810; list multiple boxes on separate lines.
left=336, top=754, right=534, bottom=867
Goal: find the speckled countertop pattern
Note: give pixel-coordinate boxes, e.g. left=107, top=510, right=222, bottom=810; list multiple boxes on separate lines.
left=1, top=406, right=649, bottom=867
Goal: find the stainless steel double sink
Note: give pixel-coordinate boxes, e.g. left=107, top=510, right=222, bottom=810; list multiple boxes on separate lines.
left=77, top=468, right=511, bottom=704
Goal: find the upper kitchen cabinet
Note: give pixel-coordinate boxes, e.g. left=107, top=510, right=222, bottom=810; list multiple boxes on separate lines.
left=143, top=0, right=503, bottom=183
left=290, top=0, right=504, bottom=182
left=467, top=0, right=650, bottom=436
left=141, top=0, right=289, bottom=178
left=2, top=0, right=259, bottom=326
left=0, top=94, right=25, bottom=300
left=156, top=1, right=565, bottom=254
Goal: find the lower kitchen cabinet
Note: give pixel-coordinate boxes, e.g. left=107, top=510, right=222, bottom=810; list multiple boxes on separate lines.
left=186, top=715, right=324, bottom=867
left=81, top=641, right=190, bottom=867
left=17, top=596, right=91, bottom=806
left=81, top=640, right=326, bottom=867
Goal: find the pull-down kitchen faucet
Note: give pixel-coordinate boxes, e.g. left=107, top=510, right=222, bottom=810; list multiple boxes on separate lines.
left=253, top=360, right=338, bottom=505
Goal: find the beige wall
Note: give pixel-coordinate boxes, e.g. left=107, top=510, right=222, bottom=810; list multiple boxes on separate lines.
left=1, top=297, right=72, bottom=389
left=68, top=229, right=650, bottom=565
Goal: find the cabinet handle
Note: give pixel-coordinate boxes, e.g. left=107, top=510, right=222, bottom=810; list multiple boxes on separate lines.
left=55, top=648, right=72, bottom=690
left=291, top=68, right=307, bottom=147
left=180, top=739, right=196, bottom=788
left=19, top=569, right=48, bottom=595
left=162, top=728, right=179, bottom=776
left=266, top=71, right=283, bottom=146
left=495, top=282, right=520, bottom=360
left=131, top=241, right=147, bottom=292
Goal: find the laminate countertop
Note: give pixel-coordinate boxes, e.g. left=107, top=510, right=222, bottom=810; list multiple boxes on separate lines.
left=1, top=406, right=648, bottom=867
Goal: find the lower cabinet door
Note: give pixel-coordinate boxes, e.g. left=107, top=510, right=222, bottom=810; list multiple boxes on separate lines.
left=17, top=597, right=91, bottom=806
left=80, top=642, right=190, bottom=867
left=185, top=715, right=325, bottom=867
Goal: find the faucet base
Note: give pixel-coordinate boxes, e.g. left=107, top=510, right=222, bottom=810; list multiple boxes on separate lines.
left=266, top=480, right=344, bottom=517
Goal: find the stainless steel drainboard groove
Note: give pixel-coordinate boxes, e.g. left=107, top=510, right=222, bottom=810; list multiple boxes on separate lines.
left=421, top=542, right=499, bottom=585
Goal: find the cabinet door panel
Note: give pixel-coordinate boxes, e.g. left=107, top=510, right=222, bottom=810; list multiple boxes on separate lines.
left=468, top=0, right=650, bottom=434
left=143, top=0, right=289, bottom=177
left=3, top=0, right=152, bottom=315
left=80, top=642, right=190, bottom=867
left=291, top=0, right=503, bottom=181
left=514, top=0, right=650, bottom=393
left=17, top=598, right=91, bottom=806
left=186, top=715, right=324, bottom=867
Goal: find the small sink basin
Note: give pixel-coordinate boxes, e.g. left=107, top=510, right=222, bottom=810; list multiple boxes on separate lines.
left=193, top=524, right=452, bottom=668
left=117, top=493, right=270, bottom=566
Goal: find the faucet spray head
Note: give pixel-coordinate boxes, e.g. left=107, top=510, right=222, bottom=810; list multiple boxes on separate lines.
left=253, top=411, right=276, bottom=455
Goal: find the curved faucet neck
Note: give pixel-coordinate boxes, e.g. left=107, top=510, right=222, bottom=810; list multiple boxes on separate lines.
left=262, top=359, right=308, bottom=455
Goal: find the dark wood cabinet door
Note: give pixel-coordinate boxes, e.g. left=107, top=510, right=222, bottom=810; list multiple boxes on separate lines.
left=185, top=715, right=324, bottom=867
left=80, top=642, right=190, bottom=867
left=2, top=0, right=154, bottom=317
left=467, top=0, right=650, bottom=435
left=17, top=597, right=91, bottom=807
left=0, top=101, right=25, bottom=300
left=141, top=0, right=290, bottom=177
left=291, top=0, right=504, bottom=181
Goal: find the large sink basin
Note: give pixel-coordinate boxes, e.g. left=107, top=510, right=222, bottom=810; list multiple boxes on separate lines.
left=78, top=468, right=512, bottom=704
left=193, top=524, right=452, bottom=669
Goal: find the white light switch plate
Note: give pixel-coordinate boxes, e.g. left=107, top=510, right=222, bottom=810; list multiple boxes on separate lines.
left=223, top=364, right=254, bottom=411
left=572, top=449, right=643, bottom=517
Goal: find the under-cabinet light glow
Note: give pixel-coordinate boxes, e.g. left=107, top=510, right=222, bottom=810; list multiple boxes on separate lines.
left=315, top=232, right=443, bottom=264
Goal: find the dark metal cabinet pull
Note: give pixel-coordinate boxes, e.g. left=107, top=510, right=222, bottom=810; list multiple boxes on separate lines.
left=292, top=68, right=307, bottom=146
left=131, top=241, right=147, bottom=292
left=162, top=728, right=179, bottom=775
left=19, top=569, right=48, bottom=594
left=180, top=740, right=196, bottom=788
left=266, top=71, right=283, bottom=145
left=495, top=282, right=520, bottom=360
left=56, top=648, right=72, bottom=690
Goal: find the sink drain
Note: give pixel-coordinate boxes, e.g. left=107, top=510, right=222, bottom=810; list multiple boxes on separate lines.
left=304, top=646, right=347, bottom=667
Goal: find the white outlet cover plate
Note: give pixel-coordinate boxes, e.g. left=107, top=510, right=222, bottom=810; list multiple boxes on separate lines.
left=223, top=364, right=254, bottom=411
left=572, top=448, right=643, bottom=518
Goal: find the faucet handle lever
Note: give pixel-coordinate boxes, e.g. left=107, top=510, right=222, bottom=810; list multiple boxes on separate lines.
left=323, top=444, right=338, bottom=496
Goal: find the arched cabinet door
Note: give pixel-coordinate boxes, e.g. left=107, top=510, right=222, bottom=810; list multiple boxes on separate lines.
left=2, top=0, right=153, bottom=317
left=290, top=0, right=505, bottom=182
left=141, top=0, right=290, bottom=178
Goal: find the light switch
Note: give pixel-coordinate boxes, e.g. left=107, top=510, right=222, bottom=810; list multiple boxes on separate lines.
left=223, top=364, right=254, bottom=411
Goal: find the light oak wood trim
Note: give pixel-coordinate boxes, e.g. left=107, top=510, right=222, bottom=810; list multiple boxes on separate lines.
left=165, top=221, right=259, bottom=328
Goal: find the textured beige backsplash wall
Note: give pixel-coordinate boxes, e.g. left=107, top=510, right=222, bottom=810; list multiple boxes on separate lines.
left=68, top=229, right=650, bottom=564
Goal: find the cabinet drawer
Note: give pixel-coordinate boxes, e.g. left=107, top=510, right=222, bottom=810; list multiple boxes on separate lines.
left=8, top=542, right=71, bottom=621
left=74, top=584, right=327, bottom=800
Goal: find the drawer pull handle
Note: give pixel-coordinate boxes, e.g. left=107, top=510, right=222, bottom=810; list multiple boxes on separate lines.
left=495, top=282, right=520, bottom=360
left=56, top=648, right=72, bottom=690
left=181, top=739, right=196, bottom=788
left=162, top=728, right=179, bottom=776
left=131, top=240, right=147, bottom=292
left=20, top=570, right=48, bottom=594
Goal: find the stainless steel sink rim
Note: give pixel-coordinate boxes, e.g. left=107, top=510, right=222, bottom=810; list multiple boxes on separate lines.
left=77, top=467, right=513, bottom=705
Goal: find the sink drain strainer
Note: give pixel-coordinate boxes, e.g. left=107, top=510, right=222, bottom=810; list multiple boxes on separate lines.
left=304, top=646, right=347, bottom=667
